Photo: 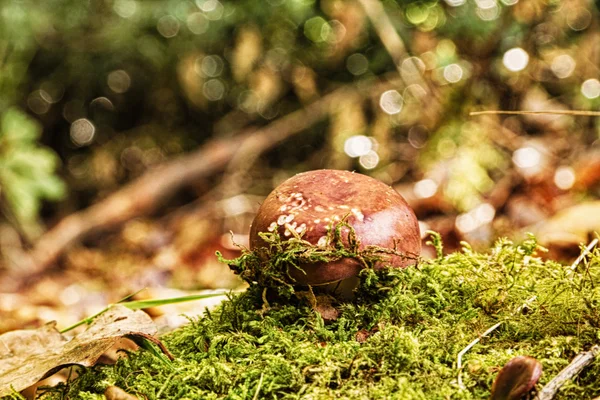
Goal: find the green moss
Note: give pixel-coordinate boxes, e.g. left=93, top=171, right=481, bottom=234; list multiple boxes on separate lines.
left=34, top=233, right=600, bottom=399
left=218, top=220, right=416, bottom=296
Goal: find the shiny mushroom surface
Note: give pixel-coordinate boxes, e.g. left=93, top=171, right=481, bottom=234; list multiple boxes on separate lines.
left=250, top=170, right=421, bottom=285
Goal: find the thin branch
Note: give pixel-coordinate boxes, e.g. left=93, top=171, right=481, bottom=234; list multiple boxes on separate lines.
left=470, top=110, right=600, bottom=117
left=357, top=0, right=407, bottom=63
left=457, top=322, right=503, bottom=390
left=569, top=238, right=598, bottom=271
left=534, top=345, right=600, bottom=400
left=356, top=0, right=430, bottom=93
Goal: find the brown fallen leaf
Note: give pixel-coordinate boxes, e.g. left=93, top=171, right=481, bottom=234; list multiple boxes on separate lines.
left=533, top=201, right=600, bottom=247
left=527, top=201, right=600, bottom=261
left=0, top=305, right=168, bottom=397
left=105, top=385, right=138, bottom=400
left=490, top=355, right=543, bottom=400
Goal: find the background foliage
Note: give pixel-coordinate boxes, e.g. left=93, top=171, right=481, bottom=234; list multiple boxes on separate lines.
left=0, top=0, right=600, bottom=311
left=1, top=0, right=599, bottom=230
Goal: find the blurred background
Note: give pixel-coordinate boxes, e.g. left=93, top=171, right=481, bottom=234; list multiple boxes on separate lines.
left=1, top=0, right=599, bottom=333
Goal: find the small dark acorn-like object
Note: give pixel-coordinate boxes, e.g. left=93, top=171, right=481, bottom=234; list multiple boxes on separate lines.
left=249, top=169, right=421, bottom=286
left=490, top=356, right=543, bottom=400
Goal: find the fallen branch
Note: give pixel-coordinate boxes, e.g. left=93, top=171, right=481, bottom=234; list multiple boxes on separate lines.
left=25, top=86, right=356, bottom=275
left=534, top=345, right=600, bottom=400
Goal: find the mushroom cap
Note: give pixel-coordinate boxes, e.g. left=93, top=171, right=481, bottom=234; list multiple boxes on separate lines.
left=249, top=169, right=421, bottom=285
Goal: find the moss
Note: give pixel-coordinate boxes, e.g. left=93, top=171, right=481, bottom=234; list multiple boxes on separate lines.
left=218, top=220, right=415, bottom=297
left=32, top=233, right=600, bottom=399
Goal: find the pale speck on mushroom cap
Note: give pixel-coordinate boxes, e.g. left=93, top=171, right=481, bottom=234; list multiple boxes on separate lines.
left=249, top=169, right=421, bottom=285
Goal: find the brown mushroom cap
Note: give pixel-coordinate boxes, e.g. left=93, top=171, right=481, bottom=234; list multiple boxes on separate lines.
left=249, top=169, right=421, bottom=285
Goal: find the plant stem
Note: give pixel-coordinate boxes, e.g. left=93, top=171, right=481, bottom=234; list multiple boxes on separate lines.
left=470, top=110, right=600, bottom=117
left=457, top=322, right=503, bottom=390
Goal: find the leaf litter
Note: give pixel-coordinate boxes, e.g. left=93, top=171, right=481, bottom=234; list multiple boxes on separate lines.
left=0, top=306, right=170, bottom=397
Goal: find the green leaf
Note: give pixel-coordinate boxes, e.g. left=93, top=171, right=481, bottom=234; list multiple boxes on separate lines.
left=0, top=108, right=66, bottom=230
left=0, top=108, right=41, bottom=143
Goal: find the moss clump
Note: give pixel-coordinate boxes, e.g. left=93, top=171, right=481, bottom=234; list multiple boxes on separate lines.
left=218, top=220, right=416, bottom=296
left=34, top=234, right=600, bottom=399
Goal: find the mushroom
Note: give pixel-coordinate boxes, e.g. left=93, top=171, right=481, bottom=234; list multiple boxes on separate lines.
left=249, top=169, right=421, bottom=286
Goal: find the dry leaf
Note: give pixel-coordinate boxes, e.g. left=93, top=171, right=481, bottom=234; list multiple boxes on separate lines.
left=0, top=305, right=165, bottom=396
left=533, top=201, right=600, bottom=247
left=104, top=385, right=138, bottom=400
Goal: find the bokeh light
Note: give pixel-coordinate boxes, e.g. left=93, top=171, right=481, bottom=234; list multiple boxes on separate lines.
left=401, top=57, right=426, bottom=81
left=455, top=203, right=495, bottom=234
left=157, top=15, right=180, bottom=38
left=444, top=0, right=466, bottom=6
left=346, top=53, right=369, bottom=76
left=203, top=79, right=225, bottom=101
left=304, top=17, right=331, bottom=43
left=476, top=0, right=499, bottom=21
left=406, top=4, right=429, bottom=25
left=204, top=1, right=224, bottom=20
left=329, top=20, right=347, bottom=44
left=443, top=63, right=463, bottom=83
left=344, top=135, right=372, bottom=158
left=474, top=203, right=495, bottom=224
left=198, top=55, right=224, bottom=77
left=512, top=146, right=541, bottom=169
left=512, top=146, right=545, bottom=178
left=359, top=151, right=380, bottom=169
left=198, top=0, right=224, bottom=19
left=187, top=13, right=209, bottom=34
left=414, top=179, right=438, bottom=199
left=551, top=55, right=576, bottom=79
left=408, top=126, right=428, bottom=149
left=107, top=70, right=131, bottom=94
left=70, top=119, right=96, bottom=147
left=566, top=8, right=592, bottom=31
left=379, top=90, right=403, bottom=115
left=40, top=81, right=64, bottom=103
left=27, top=90, right=51, bottom=115
left=581, top=79, right=600, bottom=99
left=503, top=48, right=529, bottom=72
left=113, top=0, right=137, bottom=18
left=90, top=97, right=115, bottom=111
left=554, top=166, right=576, bottom=190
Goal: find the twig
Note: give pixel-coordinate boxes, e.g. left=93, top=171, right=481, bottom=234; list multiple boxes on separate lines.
left=569, top=238, right=598, bottom=271
left=252, top=373, right=264, bottom=400
left=457, top=322, right=503, bottom=390
left=357, top=0, right=431, bottom=92
left=534, top=345, right=600, bottom=400
left=356, top=0, right=439, bottom=122
left=356, top=0, right=408, bottom=66
left=24, top=86, right=355, bottom=276
left=470, top=110, right=600, bottom=117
